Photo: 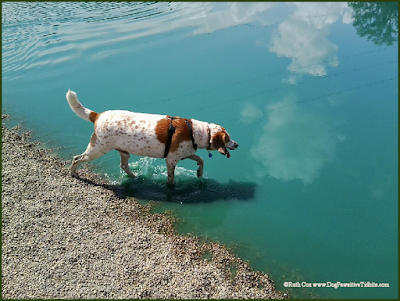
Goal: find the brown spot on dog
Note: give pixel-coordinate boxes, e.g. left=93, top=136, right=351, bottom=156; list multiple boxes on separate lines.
left=89, top=111, right=99, bottom=123
left=170, top=118, right=191, bottom=152
left=155, top=118, right=170, bottom=145
left=155, top=117, right=191, bottom=153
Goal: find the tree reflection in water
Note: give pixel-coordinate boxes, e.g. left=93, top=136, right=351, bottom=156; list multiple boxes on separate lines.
left=348, top=2, right=398, bottom=46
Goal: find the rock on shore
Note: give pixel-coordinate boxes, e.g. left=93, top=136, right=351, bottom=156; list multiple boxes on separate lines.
left=2, top=120, right=287, bottom=299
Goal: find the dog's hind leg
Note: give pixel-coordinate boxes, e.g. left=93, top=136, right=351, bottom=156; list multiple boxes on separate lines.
left=70, top=133, right=109, bottom=177
left=70, top=150, right=99, bottom=178
left=118, top=150, right=136, bottom=177
left=70, top=153, right=85, bottom=177
left=187, top=154, right=204, bottom=178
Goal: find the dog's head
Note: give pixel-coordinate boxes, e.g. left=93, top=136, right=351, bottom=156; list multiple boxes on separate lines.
left=208, top=124, right=239, bottom=158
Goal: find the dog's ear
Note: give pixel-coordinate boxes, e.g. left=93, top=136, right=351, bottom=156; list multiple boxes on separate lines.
left=211, top=133, right=229, bottom=155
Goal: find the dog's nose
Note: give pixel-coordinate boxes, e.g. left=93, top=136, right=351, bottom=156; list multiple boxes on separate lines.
left=228, top=140, right=239, bottom=150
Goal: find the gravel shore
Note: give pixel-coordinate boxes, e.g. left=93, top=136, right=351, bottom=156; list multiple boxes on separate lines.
left=2, top=117, right=287, bottom=299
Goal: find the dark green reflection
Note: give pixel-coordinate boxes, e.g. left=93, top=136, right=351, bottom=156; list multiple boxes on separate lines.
left=348, top=2, right=398, bottom=46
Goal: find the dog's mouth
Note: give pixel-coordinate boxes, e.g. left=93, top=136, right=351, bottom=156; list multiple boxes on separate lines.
left=217, top=140, right=239, bottom=158
left=218, top=147, right=231, bottom=158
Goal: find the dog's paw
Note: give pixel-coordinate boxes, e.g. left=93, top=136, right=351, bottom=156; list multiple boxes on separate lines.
left=166, top=181, right=176, bottom=188
left=71, top=171, right=79, bottom=178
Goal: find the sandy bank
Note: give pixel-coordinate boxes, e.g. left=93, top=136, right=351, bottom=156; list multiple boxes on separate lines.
left=1, top=117, right=287, bottom=299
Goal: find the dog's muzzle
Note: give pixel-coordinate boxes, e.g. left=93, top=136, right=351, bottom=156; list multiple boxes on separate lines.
left=227, top=140, right=239, bottom=150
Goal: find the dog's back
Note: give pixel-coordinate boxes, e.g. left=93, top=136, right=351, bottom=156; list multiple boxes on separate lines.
left=94, top=110, right=168, bottom=158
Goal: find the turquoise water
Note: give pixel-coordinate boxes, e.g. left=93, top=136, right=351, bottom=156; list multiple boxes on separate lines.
left=2, top=2, right=398, bottom=298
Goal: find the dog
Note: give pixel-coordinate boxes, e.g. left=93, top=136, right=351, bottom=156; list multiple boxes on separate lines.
left=66, top=90, right=238, bottom=185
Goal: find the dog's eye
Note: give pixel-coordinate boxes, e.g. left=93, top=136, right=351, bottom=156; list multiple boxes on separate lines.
left=224, top=134, right=230, bottom=143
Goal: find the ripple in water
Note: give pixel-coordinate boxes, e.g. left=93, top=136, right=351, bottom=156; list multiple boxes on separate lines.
left=1, top=2, right=175, bottom=75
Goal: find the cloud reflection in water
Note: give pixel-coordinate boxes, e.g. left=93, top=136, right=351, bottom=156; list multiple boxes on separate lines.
left=269, top=2, right=353, bottom=84
left=247, top=95, right=345, bottom=185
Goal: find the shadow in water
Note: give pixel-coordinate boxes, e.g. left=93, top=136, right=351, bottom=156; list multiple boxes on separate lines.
left=118, top=176, right=257, bottom=204
left=75, top=158, right=256, bottom=204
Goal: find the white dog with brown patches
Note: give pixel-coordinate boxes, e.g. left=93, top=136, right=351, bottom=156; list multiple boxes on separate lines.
left=66, top=90, right=238, bottom=185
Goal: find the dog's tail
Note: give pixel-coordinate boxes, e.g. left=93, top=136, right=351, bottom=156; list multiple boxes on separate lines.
left=66, top=89, right=98, bottom=123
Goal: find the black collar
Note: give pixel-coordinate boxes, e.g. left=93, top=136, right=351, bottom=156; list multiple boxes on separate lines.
left=206, top=125, right=211, bottom=150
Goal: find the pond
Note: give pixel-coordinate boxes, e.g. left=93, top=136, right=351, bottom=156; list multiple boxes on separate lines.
left=2, top=2, right=398, bottom=299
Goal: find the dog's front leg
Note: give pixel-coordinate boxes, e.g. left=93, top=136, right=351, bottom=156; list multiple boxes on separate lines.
left=166, top=159, right=178, bottom=185
left=187, top=154, right=204, bottom=178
